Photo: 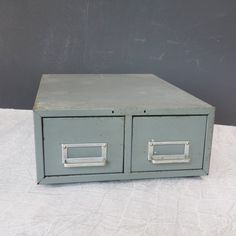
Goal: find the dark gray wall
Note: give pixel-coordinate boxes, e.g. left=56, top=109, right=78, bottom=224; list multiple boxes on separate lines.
left=0, top=0, right=235, bottom=125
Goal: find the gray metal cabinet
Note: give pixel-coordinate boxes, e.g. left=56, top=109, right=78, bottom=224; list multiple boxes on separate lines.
left=33, top=74, right=215, bottom=184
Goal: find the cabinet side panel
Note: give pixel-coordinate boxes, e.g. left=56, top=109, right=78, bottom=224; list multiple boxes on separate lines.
left=33, top=111, right=45, bottom=183
left=203, top=109, right=215, bottom=174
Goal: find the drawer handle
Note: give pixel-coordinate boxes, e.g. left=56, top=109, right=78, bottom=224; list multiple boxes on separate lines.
left=61, top=143, right=107, bottom=168
left=148, top=141, right=190, bottom=164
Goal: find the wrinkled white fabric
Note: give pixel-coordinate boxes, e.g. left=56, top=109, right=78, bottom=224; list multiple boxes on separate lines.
left=0, top=109, right=236, bottom=235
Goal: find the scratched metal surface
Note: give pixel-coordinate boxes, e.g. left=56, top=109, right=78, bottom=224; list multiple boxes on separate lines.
left=0, top=109, right=236, bottom=235
left=34, top=74, right=211, bottom=111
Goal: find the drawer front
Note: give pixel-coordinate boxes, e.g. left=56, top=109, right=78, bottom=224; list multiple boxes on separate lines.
left=43, top=117, right=124, bottom=176
left=131, top=116, right=207, bottom=172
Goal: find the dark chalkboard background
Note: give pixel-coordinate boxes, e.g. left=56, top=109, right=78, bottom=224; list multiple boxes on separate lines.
left=0, top=0, right=235, bottom=125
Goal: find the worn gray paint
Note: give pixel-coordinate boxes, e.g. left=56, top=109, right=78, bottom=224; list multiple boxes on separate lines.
left=132, top=115, right=207, bottom=171
left=34, top=74, right=211, bottom=111
left=43, top=117, right=124, bottom=175
left=0, top=0, right=235, bottom=125
left=33, top=74, right=214, bottom=184
left=40, top=170, right=207, bottom=184
left=33, top=112, right=44, bottom=182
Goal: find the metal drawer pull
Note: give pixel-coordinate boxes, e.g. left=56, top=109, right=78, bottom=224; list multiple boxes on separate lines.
left=148, top=141, right=190, bottom=164
left=62, top=143, right=107, bottom=168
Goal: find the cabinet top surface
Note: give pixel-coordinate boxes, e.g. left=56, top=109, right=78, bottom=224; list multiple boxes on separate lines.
left=33, top=74, right=212, bottom=111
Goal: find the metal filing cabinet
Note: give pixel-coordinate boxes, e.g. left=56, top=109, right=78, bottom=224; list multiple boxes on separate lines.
left=33, top=74, right=215, bottom=184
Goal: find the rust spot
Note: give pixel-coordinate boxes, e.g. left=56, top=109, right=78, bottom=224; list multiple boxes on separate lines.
left=33, top=103, right=48, bottom=110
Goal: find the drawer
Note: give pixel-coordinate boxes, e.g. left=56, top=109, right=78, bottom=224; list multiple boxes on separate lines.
left=131, top=116, right=207, bottom=172
left=43, top=117, right=124, bottom=176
